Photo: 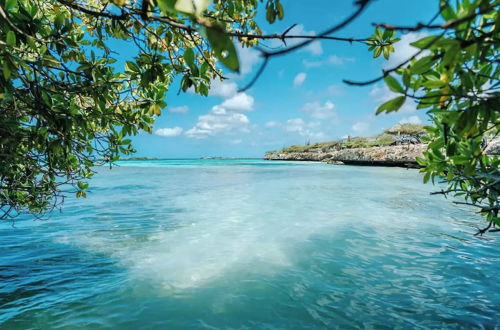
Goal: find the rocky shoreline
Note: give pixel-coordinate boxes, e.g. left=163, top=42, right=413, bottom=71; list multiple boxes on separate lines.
left=264, top=140, right=499, bottom=168
left=264, top=144, right=427, bottom=168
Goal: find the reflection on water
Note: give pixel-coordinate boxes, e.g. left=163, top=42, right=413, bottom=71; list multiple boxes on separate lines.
left=1, top=160, right=498, bottom=329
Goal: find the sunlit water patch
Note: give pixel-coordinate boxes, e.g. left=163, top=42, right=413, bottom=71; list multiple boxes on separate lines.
left=1, top=159, right=498, bottom=328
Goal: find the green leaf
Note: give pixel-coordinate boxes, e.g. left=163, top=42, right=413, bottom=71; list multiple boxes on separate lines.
left=410, top=36, right=441, bottom=49
left=266, top=5, right=276, bottom=24
left=6, top=30, right=16, bottom=47
left=149, top=104, right=161, bottom=116
left=77, top=181, right=89, bottom=190
left=180, top=75, right=192, bottom=91
left=157, top=0, right=177, bottom=14
left=125, top=61, right=140, bottom=73
left=383, top=46, right=390, bottom=59
left=199, top=82, right=209, bottom=96
left=442, top=43, right=460, bottom=66
left=175, top=0, right=211, bottom=15
left=423, top=80, right=447, bottom=88
left=2, top=60, right=11, bottom=80
left=402, top=69, right=411, bottom=87
left=384, top=75, right=404, bottom=93
left=204, top=26, right=239, bottom=72
left=411, top=55, right=434, bottom=74
left=54, top=13, right=65, bottom=29
left=112, top=0, right=126, bottom=7
left=276, top=1, right=284, bottom=20
left=376, top=96, right=406, bottom=114
left=440, top=1, right=456, bottom=21
left=5, top=0, right=17, bottom=10
left=184, top=48, right=195, bottom=71
left=423, top=171, right=431, bottom=184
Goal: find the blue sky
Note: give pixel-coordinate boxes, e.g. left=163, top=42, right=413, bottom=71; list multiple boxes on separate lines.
left=128, top=0, right=438, bottom=158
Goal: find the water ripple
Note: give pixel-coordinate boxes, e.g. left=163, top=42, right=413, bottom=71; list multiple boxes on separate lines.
left=0, top=161, right=498, bottom=328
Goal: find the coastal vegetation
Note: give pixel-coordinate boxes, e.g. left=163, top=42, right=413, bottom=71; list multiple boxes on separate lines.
left=384, top=123, right=427, bottom=144
left=0, top=0, right=498, bottom=231
left=267, top=124, right=425, bottom=155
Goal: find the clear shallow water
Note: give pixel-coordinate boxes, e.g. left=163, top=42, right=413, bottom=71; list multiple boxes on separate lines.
left=1, top=159, right=498, bottom=329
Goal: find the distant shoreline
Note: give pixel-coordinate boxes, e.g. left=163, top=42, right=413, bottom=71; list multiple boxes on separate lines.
left=264, top=139, right=500, bottom=168
left=199, top=157, right=259, bottom=160
left=115, top=157, right=263, bottom=161
left=118, top=157, right=160, bottom=161
left=264, top=144, right=427, bottom=168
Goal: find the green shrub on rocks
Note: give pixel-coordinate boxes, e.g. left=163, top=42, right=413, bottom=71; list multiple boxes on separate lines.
left=373, top=134, right=396, bottom=147
left=342, top=137, right=371, bottom=149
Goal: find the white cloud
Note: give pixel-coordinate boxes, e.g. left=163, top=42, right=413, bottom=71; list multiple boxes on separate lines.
left=185, top=110, right=250, bottom=139
left=327, top=55, right=355, bottom=65
left=399, top=115, right=423, bottom=125
left=290, top=25, right=323, bottom=55
left=155, top=127, right=184, bottom=137
left=185, top=92, right=253, bottom=139
left=284, top=118, right=326, bottom=140
left=293, top=72, right=307, bottom=87
left=236, top=45, right=261, bottom=76
left=303, top=55, right=355, bottom=68
left=265, top=121, right=279, bottom=128
left=370, top=83, right=416, bottom=114
left=169, top=105, right=189, bottom=114
left=302, top=60, right=323, bottom=68
left=384, top=32, right=429, bottom=69
left=301, top=101, right=336, bottom=119
left=285, top=118, right=306, bottom=133
left=327, top=84, right=344, bottom=96
left=208, top=80, right=238, bottom=98
left=215, top=45, right=260, bottom=80
left=352, top=122, right=369, bottom=134
left=220, top=92, right=254, bottom=111
left=306, top=41, right=323, bottom=56
left=370, top=83, right=396, bottom=104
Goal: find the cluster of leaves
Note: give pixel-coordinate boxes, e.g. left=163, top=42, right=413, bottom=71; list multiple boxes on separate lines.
left=367, top=28, right=399, bottom=59
left=264, top=0, right=284, bottom=24
left=0, top=0, right=276, bottom=219
left=375, top=0, right=499, bottom=230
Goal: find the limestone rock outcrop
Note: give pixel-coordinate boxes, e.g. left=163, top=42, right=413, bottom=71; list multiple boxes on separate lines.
left=264, top=144, right=428, bottom=168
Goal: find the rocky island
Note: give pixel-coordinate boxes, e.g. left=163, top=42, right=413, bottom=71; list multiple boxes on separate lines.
left=264, top=124, right=500, bottom=168
left=264, top=143, right=427, bottom=168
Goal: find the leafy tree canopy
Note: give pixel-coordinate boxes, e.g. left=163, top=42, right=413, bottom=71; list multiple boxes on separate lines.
left=365, top=0, right=499, bottom=234
left=0, top=0, right=284, bottom=218
left=0, top=0, right=498, bottom=234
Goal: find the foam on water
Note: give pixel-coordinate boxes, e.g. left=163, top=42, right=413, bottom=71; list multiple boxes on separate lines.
left=65, top=164, right=354, bottom=289
left=57, top=161, right=478, bottom=291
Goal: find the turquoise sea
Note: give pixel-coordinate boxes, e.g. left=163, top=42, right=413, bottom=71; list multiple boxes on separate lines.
left=1, top=159, right=498, bottom=329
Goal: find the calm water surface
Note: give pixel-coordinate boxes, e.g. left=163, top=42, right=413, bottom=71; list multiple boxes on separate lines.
left=0, top=159, right=498, bottom=329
